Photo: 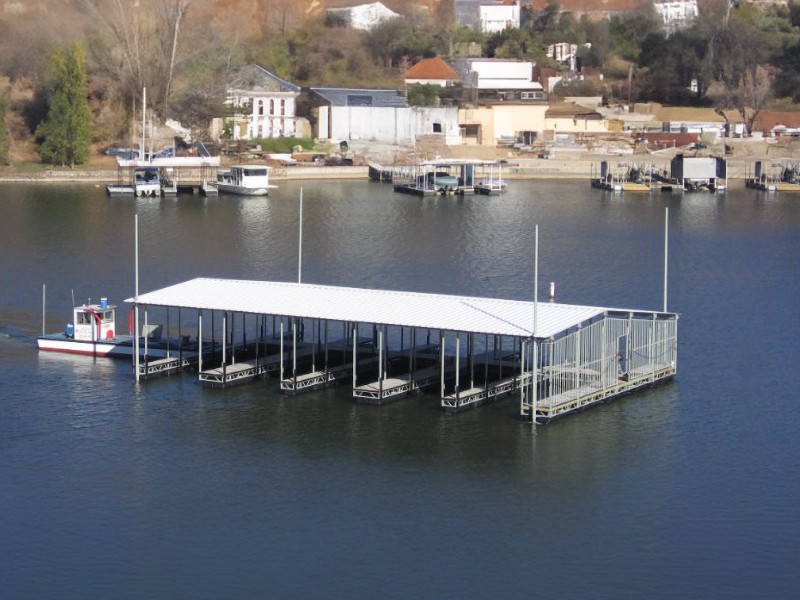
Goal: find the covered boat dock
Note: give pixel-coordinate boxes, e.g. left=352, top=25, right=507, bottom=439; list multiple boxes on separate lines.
left=128, top=278, right=678, bottom=423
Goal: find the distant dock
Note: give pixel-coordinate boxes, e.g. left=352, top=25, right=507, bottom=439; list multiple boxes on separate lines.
left=106, top=156, right=221, bottom=197
left=370, top=159, right=507, bottom=196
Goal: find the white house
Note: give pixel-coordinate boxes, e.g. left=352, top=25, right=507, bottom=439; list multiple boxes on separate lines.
left=455, top=58, right=546, bottom=102
left=654, top=0, right=699, bottom=37
left=224, top=65, right=301, bottom=140
left=326, top=2, right=400, bottom=30
left=310, top=88, right=462, bottom=146
left=479, top=0, right=520, bottom=33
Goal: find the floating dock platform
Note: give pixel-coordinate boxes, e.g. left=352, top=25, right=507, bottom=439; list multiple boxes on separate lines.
left=128, top=278, right=679, bottom=424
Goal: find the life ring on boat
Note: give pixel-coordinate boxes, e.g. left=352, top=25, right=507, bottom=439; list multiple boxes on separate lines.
left=107, top=330, right=114, bottom=339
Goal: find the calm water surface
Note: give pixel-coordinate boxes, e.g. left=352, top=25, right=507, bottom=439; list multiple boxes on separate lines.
left=0, top=180, right=798, bottom=599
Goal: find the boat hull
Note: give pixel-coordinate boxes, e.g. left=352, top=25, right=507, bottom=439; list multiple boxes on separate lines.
left=215, top=183, right=274, bottom=196
left=37, top=334, right=172, bottom=359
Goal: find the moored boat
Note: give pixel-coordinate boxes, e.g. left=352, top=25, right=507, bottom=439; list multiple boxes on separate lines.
left=106, top=166, right=162, bottom=197
left=37, top=298, right=170, bottom=359
left=215, top=165, right=277, bottom=196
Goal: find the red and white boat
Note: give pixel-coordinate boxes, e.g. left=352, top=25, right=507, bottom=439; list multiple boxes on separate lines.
left=37, top=298, right=168, bottom=359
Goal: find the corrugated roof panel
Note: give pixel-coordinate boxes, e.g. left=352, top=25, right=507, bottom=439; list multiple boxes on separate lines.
left=127, top=278, right=643, bottom=339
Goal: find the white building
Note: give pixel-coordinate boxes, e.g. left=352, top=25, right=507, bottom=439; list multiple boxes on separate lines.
left=310, top=88, right=462, bottom=146
left=479, top=0, right=520, bottom=33
left=455, top=58, right=546, bottom=102
left=224, top=65, right=301, bottom=140
left=654, top=0, right=699, bottom=37
left=326, top=2, right=400, bottom=30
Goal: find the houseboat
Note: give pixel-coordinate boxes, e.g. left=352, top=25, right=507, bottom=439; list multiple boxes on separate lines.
left=215, top=165, right=277, bottom=196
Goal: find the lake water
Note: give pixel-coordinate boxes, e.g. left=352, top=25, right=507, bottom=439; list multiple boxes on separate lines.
left=1, top=180, right=798, bottom=599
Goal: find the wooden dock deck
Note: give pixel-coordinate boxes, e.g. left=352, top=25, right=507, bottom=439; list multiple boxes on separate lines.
left=353, top=366, right=440, bottom=404
left=138, top=354, right=198, bottom=378
left=441, top=372, right=532, bottom=413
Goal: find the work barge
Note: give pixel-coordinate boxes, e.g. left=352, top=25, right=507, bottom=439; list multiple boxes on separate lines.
left=128, top=278, right=678, bottom=423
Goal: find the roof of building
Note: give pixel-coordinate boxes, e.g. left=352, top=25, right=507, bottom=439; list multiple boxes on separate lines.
left=404, top=57, right=461, bottom=82
left=751, top=111, right=800, bottom=133
left=128, top=278, right=667, bottom=340
left=653, top=106, right=726, bottom=123
left=528, top=0, right=641, bottom=12
left=227, top=64, right=300, bottom=94
left=310, top=87, right=407, bottom=108
left=545, top=102, right=603, bottom=118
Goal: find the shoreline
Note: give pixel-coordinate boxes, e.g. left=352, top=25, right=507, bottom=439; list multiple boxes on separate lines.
left=0, top=156, right=772, bottom=183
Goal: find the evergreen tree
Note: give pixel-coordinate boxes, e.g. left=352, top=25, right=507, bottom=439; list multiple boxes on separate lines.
left=35, top=43, right=92, bottom=167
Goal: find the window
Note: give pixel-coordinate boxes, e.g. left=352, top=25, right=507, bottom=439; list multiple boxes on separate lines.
left=280, top=99, right=285, bottom=115
left=270, top=99, right=275, bottom=115
left=432, top=122, right=442, bottom=133
left=258, top=100, right=264, bottom=115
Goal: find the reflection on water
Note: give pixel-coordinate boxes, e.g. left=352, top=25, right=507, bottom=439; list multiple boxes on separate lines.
left=1, top=180, right=799, bottom=599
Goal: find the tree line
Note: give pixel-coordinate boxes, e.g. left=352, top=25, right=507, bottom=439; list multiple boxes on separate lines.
left=2, top=0, right=799, bottom=167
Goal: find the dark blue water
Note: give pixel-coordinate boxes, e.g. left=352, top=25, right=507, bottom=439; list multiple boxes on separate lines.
left=1, top=180, right=798, bottom=599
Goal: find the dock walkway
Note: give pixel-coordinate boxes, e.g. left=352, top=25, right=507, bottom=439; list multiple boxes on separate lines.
left=353, top=366, right=440, bottom=404
left=535, top=363, right=676, bottom=421
left=442, top=372, right=532, bottom=413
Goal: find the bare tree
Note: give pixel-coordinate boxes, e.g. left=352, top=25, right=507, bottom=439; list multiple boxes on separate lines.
left=75, top=0, right=192, bottom=119
left=160, top=0, right=192, bottom=119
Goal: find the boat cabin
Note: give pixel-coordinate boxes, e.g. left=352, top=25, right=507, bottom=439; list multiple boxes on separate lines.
left=133, top=167, right=161, bottom=197
left=217, top=165, right=271, bottom=188
left=69, top=300, right=117, bottom=341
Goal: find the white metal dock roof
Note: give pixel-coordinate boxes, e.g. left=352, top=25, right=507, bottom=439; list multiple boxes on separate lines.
left=129, top=278, right=648, bottom=339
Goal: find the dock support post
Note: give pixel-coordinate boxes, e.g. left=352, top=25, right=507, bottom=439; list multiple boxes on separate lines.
left=520, top=340, right=527, bottom=409
left=166, top=308, right=171, bottom=359
left=352, top=323, right=358, bottom=387
left=198, top=311, right=203, bottom=373
left=292, top=319, right=297, bottom=388
left=484, top=334, right=490, bottom=395
left=440, top=335, right=446, bottom=398
left=378, top=328, right=383, bottom=398
left=134, top=214, right=140, bottom=382
left=455, top=336, right=460, bottom=406
left=222, top=312, right=227, bottom=383
left=280, top=320, right=285, bottom=382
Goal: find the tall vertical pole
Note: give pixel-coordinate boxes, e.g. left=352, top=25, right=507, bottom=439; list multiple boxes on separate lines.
left=532, top=224, right=539, bottom=425
left=134, top=214, right=140, bottom=382
left=298, top=188, right=303, bottom=284
left=42, top=284, right=46, bottom=336
left=663, top=206, right=669, bottom=313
